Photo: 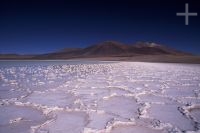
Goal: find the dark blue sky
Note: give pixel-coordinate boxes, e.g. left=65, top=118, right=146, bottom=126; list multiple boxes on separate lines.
left=0, top=0, right=200, bottom=54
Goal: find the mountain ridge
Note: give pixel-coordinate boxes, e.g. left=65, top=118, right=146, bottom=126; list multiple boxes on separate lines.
left=47, top=41, right=192, bottom=58
left=1, top=41, right=200, bottom=63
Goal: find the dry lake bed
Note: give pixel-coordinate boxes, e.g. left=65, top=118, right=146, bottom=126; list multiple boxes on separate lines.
left=0, top=61, right=200, bottom=133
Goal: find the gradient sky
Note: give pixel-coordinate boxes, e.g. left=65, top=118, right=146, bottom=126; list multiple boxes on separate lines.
left=0, top=0, right=200, bottom=54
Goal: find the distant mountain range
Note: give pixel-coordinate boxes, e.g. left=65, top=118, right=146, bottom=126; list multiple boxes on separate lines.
left=1, top=41, right=200, bottom=63
left=35, top=41, right=192, bottom=58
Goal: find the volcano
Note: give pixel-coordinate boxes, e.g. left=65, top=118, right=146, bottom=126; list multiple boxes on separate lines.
left=1, top=41, right=200, bottom=63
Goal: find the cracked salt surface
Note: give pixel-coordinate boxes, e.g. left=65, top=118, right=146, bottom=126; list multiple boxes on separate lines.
left=0, top=61, right=200, bottom=133
left=0, top=105, right=48, bottom=133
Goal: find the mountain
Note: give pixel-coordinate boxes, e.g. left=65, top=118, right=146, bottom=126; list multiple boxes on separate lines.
left=37, top=41, right=191, bottom=59
left=0, top=54, right=34, bottom=59
left=81, top=41, right=130, bottom=56
left=1, top=41, right=199, bottom=63
left=82, top=41, right=192, bottom=56
left=131, top=42, right=191, bottom=55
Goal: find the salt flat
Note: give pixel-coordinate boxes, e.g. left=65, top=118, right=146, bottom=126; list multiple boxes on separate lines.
left=0, top=61, right=200, bottom=133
